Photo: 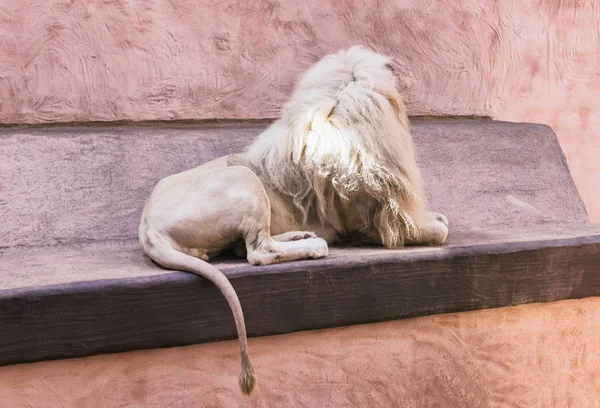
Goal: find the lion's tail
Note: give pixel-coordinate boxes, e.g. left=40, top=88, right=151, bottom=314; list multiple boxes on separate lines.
left=140, top=227, right=256, bottom=395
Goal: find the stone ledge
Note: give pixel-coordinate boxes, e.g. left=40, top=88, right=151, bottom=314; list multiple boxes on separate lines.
left=2, top=231, right=600, bottom=366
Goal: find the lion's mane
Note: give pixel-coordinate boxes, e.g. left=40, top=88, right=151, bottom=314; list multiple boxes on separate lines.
left=241, top=46, right=427, bottom=248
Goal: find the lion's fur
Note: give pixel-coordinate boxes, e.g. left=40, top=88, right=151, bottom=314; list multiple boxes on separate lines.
left=240, top=46, right=427, bottom=248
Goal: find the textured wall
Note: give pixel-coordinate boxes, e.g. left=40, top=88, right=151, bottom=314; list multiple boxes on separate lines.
left=1, top=298, right=599, bottom=407
left=0, top=0, right=598, bottom=221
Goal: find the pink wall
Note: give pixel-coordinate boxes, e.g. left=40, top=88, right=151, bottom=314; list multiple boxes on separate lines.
left=1, top=0, right=598, bottom=221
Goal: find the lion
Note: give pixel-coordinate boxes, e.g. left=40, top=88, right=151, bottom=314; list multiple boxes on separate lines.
left=139, top=45, right=449, bottom=395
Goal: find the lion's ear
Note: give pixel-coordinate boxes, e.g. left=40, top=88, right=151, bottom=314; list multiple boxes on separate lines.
left=385, top=94, right=401, bottom=117
left=377, top=89, right=409, bottom=128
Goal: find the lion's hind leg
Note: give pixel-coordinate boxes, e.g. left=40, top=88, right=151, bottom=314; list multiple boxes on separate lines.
left=223, top=167, right=329, bottom=266
left=235, top=232, right=320, bottom=260
left=247, top=235, right=329, bottom=266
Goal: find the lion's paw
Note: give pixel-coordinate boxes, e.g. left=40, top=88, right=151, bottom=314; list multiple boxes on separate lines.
left=305, top=237, right=329, bottom=259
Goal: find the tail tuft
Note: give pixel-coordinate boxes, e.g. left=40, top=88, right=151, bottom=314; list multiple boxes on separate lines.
left=239, top=354, right=256, bottom=395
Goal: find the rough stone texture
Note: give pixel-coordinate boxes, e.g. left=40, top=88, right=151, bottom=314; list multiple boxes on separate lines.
left=0, top=122, right=260, bottom=248
left=1, top=297, right=599, bottom=407
left=0, top=0, right=599, bottom=221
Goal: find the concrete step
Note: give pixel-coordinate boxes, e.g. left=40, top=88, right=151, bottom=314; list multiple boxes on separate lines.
left=1, top=118, right=599, bottom=366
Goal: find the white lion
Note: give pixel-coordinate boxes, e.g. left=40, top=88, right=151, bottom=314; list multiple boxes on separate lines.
left=139, top=46, right=448, bottom=395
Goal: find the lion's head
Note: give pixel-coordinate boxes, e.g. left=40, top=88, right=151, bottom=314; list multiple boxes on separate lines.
left=245, top=46, right=427, bottom=248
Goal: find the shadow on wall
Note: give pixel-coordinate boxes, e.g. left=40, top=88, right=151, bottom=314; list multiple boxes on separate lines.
left=0, top=0, right=598, bottom=221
